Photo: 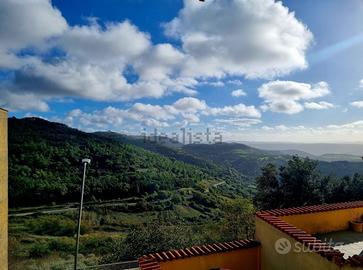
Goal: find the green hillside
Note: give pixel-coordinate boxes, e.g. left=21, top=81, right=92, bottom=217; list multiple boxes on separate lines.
left=94, top=133, right=363, bottom=180
left=9, top=117, right=245, bottom=207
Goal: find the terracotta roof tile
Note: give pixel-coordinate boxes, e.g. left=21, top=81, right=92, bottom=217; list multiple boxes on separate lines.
left=139, top=239, right=260, bottom=266
left=257, top=201, right=363, bottom=217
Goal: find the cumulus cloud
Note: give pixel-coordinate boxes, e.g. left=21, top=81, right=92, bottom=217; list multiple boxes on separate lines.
left=304, top=101, right=335, bottom=110
left=227, top=80, right=243, bottom=86
left=205, top=103, right=261, bottom=118
left=350, top=101, right=363, bottom=108
left=59, top=21, right=150, bottom=64
left=0, top=0, right=316, bottom=113
left=0, top=0, right=67, bottom=68
left=164, top=0, right=313, bottom=79
left=215, top=118, right=261, bottom=127
left=259, top=81, right=330, bottom=114
left=198, top=80, right=225, bottom=87
left=63, top=97, right=260, bottom=130
left=0, top=1, right=198, bottom=110
left=225, top=120, right=363, bottom=143
left=0, top=89, right=49, bottom=112
left=261, top=100, right=304, bottom=114
left=9, top=20, right=197, bottom=104
left=172, top=97, right=207, bottom=113
left=231, top=89, right=246, bottom=97
left=133, top=43, right=185, bottom=81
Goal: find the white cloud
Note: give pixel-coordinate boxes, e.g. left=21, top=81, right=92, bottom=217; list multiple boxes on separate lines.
left=0, top=0, right=67, bottom=68
left=231, top=89, right=246, bottom=97
left=205, top=103, right=261, bottom=118
left=227, top=80, right=243, bottom=86
left=63, top=97, right=260, bottom=130
left=129, top=103, right=175, bottom=121
left=0, top=89, right=49, bottom=112
left=164, top=0, right=313, bottom=79
left=172, top=97, right=207, bottom=113
left=0, top=0, right=315, bottom=113
left=198, top=80, right=225, bottom=87
left=350, top=101, right=363, bottom=108
left=215, top=118, right=261, bottom=127
left=327, top=120, right=363, bottom=129
left=225, top=120, right=363, bottom=143
left=133, top=43, right=185, bottom=81
left=360, top=79, right=363, bottom=89
left=59, top=21, right=150, bottom=64
left=304, top=101, right=335, bottom=110
left=261, top=100, right=304, bottom=114
left=11, top=20, right=196, bottom=103
left=259, top=81, right=330, bottom=114
left=0, top=2, right=198, bottom=108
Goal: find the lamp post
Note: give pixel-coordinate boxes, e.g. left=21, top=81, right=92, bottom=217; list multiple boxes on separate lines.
left=74, top=158, right=91, bottom=270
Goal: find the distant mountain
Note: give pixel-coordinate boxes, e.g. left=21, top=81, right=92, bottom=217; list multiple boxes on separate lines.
left=318, top=154, right=362, bottom=162
left=278, top=149, right=316, bottom=159
left=94, top=133, right=363, bottom=179
left=277, top=149, right=362, bottom=162
left=94, top=132, right=250, bottom=184
left=246, top=142, right=363, bottom=157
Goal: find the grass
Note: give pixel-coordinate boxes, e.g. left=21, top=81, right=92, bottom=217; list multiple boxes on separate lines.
left=9, top=203, right=214, bottom=269
left=9, top=186, right=233, bottom=270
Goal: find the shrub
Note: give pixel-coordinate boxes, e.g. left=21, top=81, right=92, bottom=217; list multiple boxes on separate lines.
left=27, top=215, right=91, bottom=236
left=80, top=235, right=114, bottom=254
left=28, top=241, right=50, bottom=258
left=48, top=237, right=75, bottom=252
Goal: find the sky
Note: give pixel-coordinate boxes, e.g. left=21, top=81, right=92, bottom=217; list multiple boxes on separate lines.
left=1, top=0, right=363, bottom=143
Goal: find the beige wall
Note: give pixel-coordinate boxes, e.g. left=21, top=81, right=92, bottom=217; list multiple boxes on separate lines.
left=0, top=109, right=8, bottom=270
left=280, top=208, right=363, bottom=234
left=255, top=217, right=343, bottom=270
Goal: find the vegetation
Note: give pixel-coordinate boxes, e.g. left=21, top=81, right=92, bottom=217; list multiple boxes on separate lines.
left=9, top=117, right=247, bottom=207
left=8, top=117, right=363, bottom=269
left=255, top=156, right=363, bottom=209
left=10, top=197, right=255, bottom=269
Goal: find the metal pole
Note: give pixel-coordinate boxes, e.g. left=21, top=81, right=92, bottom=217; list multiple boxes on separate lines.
left=74, top=159, right=90, bottom=270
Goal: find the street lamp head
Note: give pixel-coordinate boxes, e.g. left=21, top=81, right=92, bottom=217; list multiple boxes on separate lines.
left=82, top=158, right=91, bottom=164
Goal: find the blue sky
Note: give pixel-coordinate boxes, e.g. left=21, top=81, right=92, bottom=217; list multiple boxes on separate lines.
left=1, top=0, right=363, bottom=143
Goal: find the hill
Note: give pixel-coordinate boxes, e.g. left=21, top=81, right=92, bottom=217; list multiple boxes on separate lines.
left=247, top=142, right=363, bottom=157
left=95, top=132, right=363, bottom=179
left=8, top=117, right=245, bottom=207
left=94, top=132, right=250, bottom=183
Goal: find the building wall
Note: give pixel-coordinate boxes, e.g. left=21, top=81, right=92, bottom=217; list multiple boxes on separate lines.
left=255, top=217, right=343, bottom=270
left=0, top=108, right=8, bottom=270
left=159, top=248, right=261, bottom=270
left=280, top=207, right=363, bottom=234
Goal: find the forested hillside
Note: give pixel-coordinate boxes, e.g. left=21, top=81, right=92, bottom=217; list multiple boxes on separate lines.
left=95, top=132, right=363, bottom=179
left=8, top=117, right=245, bottom=206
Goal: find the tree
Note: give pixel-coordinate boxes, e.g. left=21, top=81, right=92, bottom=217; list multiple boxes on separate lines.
left=220, top=198, right=255, bottom=241
left=103, top=221, right=197, bottom=262
left=279, top=156, right=323, bottom=207
left=255, top=163, right=281, bottom=210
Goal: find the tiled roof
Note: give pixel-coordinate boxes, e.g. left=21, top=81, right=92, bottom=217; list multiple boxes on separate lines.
left=138, top=239, right=260, bottom=270
left=138, top=257, right=161, bottom=270
left=256, top=201, right=363, bottom=268
left=260, top=201, right=363, bottom=217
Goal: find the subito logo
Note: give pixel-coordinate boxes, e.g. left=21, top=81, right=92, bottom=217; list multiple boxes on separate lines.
left=274, top=238, right=291, bottom=255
